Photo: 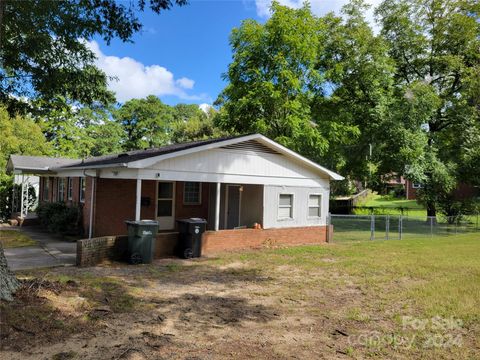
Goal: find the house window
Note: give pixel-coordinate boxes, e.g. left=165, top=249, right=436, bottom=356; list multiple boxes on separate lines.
left=278, top=194, right=293, bottom=219
left=58, top=178, right=65, bottom=202
left=308, top=194, right=322, bottom=218
left=79, top=177, right=85, bottom=202
left=67, top=177, right=73, bottom=200
left=43, top=177, right=49, bottom=201
left=412, top=183, right=422, bottom=189
left=183, top=182, right=201, bottom=205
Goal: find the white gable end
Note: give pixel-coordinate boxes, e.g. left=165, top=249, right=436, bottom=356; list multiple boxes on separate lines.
left=140, top=145, right=330, bottom=187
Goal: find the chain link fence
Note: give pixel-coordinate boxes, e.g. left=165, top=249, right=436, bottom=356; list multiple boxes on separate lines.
left=328, top=214, right=480, bottom=242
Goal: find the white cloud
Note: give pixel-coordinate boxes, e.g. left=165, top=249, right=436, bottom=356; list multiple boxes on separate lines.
left=199, top=103, right=212, bottom=113
left=86, top=40, right=203, bottom=103
left=176, top=77, right=195, bottom=89
left=255, top=0, right=383, bottom=28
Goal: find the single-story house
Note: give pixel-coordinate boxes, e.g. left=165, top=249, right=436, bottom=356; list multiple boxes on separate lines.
left=7, top=134, right=343, bottom=257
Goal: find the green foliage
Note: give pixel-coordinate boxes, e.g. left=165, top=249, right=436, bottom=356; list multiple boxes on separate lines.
left=171, top=107, right=227, bottom=143
left=215, top=2, right=329, bottom=160
left=114, top=95, right=174, bottom=150
left=36, top=202, right=82, bottom=235
left=0, top=107, right=52, bottom=170
left=39, top=106, right=123, bottom=158
left=0, top=0, right=187, bottom=115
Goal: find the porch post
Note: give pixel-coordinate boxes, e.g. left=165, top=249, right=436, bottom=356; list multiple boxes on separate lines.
left=135, top=179, right=142, bottom=221
left=214, top=182, right=221, bottom=231
left=20, top=174, right=24, bottom=218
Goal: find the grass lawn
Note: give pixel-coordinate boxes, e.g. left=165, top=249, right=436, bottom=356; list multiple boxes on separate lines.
left=356, top=193, right=426, bottom=216
left=0, top=229, right=37, bottom=248
left=1, top=235, right=479, bottom=359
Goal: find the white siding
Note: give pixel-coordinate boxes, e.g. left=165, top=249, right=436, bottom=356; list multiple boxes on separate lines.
left=144, top=148, right=328, bottom=186
left=263, top=185, right=329, bottom=229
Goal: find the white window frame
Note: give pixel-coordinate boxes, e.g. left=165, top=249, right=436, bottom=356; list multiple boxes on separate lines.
left=58, top=178, right=65, bottom=202
left=308, top=193, right=322, bottom=218
left=278, top=193, right=294, bottom=220
left=412, top=183, right=423, bottom=189
left=67, top=177, right=73, bottom=200
left=183, top=182, right=202, bottom=205
left=79, top=177, right=86, bottom=203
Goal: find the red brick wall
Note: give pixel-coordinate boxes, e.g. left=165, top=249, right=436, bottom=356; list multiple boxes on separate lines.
left=175, top=181, right=210, bottom=222
left=202, top=226, right=328, bottom=255
left=91, top=179, right=158, bottom=237
left=406, top=180, right=418, bottom=200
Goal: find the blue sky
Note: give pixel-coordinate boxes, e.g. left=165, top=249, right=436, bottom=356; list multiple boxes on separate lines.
left=90, top=0, right=379, bottom=107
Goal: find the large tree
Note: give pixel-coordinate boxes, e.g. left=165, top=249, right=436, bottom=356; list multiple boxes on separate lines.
left=215, top=2, right=330, bottom=160
left=376, top=0, right=480, bottom=216
left=114, top=95, right=175, bottom=150
left=0, top=0, right=186, bottom=115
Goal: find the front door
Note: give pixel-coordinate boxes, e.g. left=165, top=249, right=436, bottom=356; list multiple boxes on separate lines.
left=157, top=181, right=175, bottom=230
left=226, top=185, right=241, bottom=229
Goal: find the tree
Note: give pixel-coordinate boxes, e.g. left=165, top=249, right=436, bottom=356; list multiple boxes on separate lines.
left=39, top=106, right=123, bottom=158
left=215, top=2, right=329, bottom=160
left=0, top=0, right=187, bottom=115
left=171, top=105, right=227, bottom=143
left=114, top=95, right=174, bottom=150
left=313, top=0, right=395, bottom=185
left=376, top=0, right=480, bottom=216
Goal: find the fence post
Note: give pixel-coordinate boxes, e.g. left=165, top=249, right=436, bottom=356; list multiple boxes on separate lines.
left=399, top=215, right=403, bottom=240
left=385, top=215, right=390, bottom=240
left=430, top=217, right=433, bottom=238
left=370, top=214, right=375, bottom=240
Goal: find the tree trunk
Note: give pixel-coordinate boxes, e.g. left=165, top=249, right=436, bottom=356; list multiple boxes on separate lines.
left=0, top=241, right=20, bottom=301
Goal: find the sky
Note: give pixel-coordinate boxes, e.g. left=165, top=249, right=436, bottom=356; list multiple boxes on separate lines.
left=91, top=0, right=381, bottom=108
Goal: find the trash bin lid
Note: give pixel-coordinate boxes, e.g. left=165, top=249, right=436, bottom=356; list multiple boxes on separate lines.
left=125, top=220, right=159, bottom=226
left=176, top=218, right=207, bottom=224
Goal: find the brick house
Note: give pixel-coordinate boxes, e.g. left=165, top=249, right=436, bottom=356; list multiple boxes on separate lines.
left=7, top=134, right=343, bottom=255
left=405, top=179, right=478, bottom=200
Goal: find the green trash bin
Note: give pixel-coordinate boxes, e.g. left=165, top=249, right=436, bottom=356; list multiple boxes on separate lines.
left=125, top=220, right=159, bottom=264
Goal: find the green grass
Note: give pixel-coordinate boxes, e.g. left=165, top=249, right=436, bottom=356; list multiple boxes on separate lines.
left=0, top=229, right=37, bottom=248
left=355, top=193, right=426, bottom=216
left=233, top=233, right=480, bottom=326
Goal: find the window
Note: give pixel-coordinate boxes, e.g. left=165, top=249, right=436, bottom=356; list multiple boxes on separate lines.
left=58, top=178, right=65, bottom=202
left=157, top=182, right=174, bottom=217
left=67, top=177, right=73, bottom=200
left=183, top=182, right=201, bottom=205
left=43, top=177, right=50, bottom=201
left=308, top=194, right=322, bottom=218
left=278, top=194, right=293, bottom=219
left=79, top=177, right=86, bottom=202
left=412, top=183, right=423, bottom=189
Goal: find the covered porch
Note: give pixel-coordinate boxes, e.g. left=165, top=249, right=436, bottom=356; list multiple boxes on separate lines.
left=130, top=180, right=264, bottom=231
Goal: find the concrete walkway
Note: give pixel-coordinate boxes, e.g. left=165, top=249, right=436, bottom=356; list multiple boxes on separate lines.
left=4, top=226, right=77, bottom=271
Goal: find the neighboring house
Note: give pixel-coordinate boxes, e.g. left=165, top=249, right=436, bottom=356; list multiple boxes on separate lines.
left=7, top=134, right=343, bottom=254
left=405, top=179, right=478, bottom=201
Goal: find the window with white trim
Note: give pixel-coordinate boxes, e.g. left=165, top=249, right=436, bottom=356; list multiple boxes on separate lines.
left=308, top=194, right=322, bottom=218
left=58, top=178, right=65, bottom=202
left=183, top=182, right=201, bottom=205
left=278, top=194, right=293, bottom=219
left=412, top=183, right=423, bottom=189
left=79, top=177, right=85, bottom=203
left=67, top=177, right=73, bottom=200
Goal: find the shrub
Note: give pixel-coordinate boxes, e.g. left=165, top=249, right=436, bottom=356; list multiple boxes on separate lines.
left=36, top=202, right=82, bottom=235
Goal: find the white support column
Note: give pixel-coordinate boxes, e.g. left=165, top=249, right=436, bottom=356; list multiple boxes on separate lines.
left=135, top=179, right=142, bottom=221
left=20, top=174, right=25, bottom=218
left=214, top=182, right=221, bottom=231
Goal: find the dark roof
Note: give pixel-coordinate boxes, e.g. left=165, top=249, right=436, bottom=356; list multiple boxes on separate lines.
left=61, top=134, right=246, bottom=169
left=8, top=155, right=80, bottom=172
